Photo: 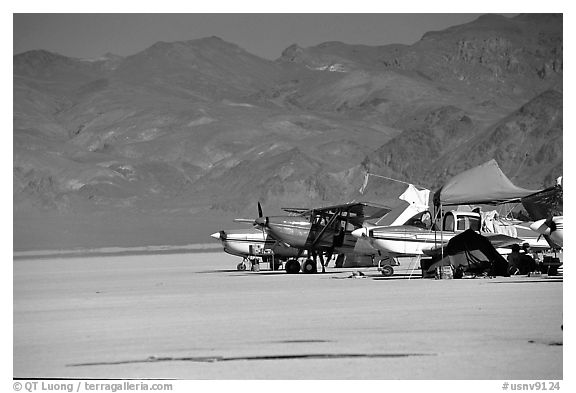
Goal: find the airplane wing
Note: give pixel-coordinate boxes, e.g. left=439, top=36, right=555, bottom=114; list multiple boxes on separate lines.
left=422, top=230, right=522, bottom=258
left=483, top=233, right=524, bottom=249
left=281, top=207, right=310, bottom=215
left=233, top=218, right=257, bottom=224
left=283, top=202, right=392, bottom=227
left=422, top=243, right=446, bottom=257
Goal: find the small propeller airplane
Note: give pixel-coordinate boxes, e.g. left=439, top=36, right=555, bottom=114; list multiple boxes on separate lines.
left=253, top=201, right=392, bottom=274
left=352, top=160, right=560, bottom=271
left=351, top=209, right=527, bottom=258
left=210, top=227, right=302, bottom=271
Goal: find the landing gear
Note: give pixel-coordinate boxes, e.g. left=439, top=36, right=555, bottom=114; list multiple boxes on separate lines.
left=285, top=259, right=301, bottom=274
left=302, top=259, right=317, bottom=274
left=237, top=257, right=256, bottom=271
left=380, top=265, right=394, bottom=277
left=378, top=256, right=397, bottom=277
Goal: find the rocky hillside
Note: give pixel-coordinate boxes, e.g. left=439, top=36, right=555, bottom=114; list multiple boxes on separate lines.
left=13, top=14, right=563, bottom=250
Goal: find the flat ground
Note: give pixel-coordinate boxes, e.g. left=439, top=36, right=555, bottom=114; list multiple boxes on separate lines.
left=13, top=252, right=563, bottom=379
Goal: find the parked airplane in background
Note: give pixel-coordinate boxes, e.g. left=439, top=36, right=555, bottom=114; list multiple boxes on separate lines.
left=351, top=209, right=527, bottom=257
left=210, top=227, right=302, bottom=271
left=352, top=160, right=559, bottom=265
left=254, top=201, right=391, bottom=273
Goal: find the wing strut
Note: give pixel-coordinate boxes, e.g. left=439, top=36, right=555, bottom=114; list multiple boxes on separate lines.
left=311, top=209, right=341, bottom=248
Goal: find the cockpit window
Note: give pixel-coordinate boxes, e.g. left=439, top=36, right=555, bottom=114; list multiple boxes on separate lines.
left=405, top=210, right=432, bottom=229
left=444, top=214, right=455, bottom=232
left=457, top=217, right=466, bottom=230
left=456, top=215, right=481, bottom=231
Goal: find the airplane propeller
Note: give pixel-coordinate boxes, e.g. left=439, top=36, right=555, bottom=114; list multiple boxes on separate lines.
left=233, top=201, right=266, bottom=225
left=233, top=201, right=272, bottom=248
left=545, top=216, right=557, bottom=233
left=530, top=215, right=563, bottom=248
left=254, top=201, right=270, bottom=228
left=530, top=215, right=555, bottom=237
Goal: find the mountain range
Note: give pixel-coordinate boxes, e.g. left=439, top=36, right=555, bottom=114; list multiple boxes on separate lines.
left=13, top=14, right=563, bottom=250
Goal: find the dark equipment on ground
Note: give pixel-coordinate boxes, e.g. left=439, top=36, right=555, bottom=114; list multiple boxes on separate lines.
left=427, top=229, right=510, bottom=278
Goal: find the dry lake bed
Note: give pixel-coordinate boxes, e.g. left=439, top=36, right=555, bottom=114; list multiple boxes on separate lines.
left=13, top=251, right=563, bottom=379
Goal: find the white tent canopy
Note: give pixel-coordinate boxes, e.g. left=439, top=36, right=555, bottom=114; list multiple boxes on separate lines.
left=434, top=160, right=542, bottom=206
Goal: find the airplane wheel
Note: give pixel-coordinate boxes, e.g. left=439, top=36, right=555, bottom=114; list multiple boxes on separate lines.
left=237, top=263, right=246, bottom=271
left=381, top=265, right=394, bottom=277
left=303, top=259, right=317, bottom=274
left=285, top=259, right=301, bottom=274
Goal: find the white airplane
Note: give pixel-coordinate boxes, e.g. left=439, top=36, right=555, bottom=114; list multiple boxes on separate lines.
left=352, top=160, right=557, bottom=263
left=351, top=209, right=527, bottom=257
left=210, top=227, right=302, bottom=271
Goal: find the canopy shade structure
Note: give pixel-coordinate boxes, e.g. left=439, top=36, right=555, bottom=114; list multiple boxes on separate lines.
left=433, top=159, right=542, bottom=207
left=521, top=184, right=563, bottom=221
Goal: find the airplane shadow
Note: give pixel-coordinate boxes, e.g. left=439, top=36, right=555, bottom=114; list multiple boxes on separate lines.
left=371, top=273, right=424, bottom=281
left=370, top=275, right=563, bottom=283
left=195, top=269, right=243, bottom=274
left=195, top=269, right=289, bottom=276
left=490, top=278, right=563, bottom=284
left=236, top=271, right=291, bottom=276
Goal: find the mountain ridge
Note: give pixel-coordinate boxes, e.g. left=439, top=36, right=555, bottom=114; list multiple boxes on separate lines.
left=13, top=14, right=563, bottom=250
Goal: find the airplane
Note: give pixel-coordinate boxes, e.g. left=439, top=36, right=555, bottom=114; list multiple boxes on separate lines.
left=433, top=159, right=562, bottom=251
left=351, top=160, right=559, bottom=269
left=252, top=184, right=430, bottom=275
left=244, top=201, right=391, bottom=274
left=210, top=227, right=302, bottom=271
left=351, top=208, right=527, bottom=258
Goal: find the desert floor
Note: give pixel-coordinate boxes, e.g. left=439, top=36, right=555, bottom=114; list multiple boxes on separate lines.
left=13, top=251, right=562, bottom=380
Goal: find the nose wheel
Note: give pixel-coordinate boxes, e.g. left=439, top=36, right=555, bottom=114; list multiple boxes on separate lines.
left=380, top=265, right=394, bottom=276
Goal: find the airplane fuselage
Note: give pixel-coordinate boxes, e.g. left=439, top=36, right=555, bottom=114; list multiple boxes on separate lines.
left=263, top=216, right=362, bottom=255
left=210, top=228, right=301, bottom=259
left=264, top=216, right=312, bottom=249
left=353, top=225, right=450, bottom=256
left=352, top=210, right=553, bottom=256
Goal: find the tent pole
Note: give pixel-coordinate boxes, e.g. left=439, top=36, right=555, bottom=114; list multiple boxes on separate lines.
left=440, top=202, right=444, bottom=262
